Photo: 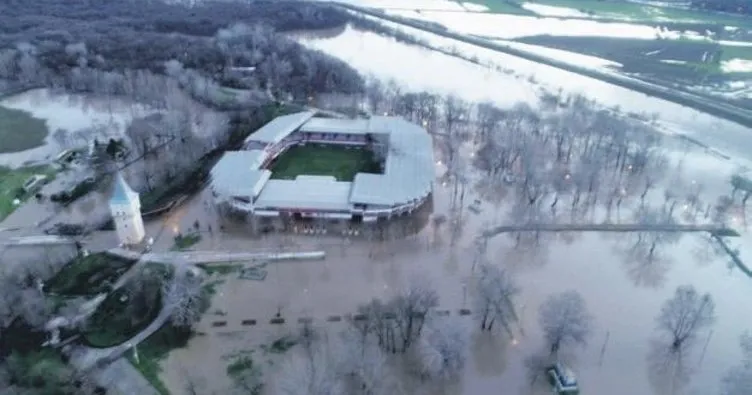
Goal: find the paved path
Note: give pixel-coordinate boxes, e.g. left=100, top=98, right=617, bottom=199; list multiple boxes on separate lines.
left=711, top=234, right=752, bottom=277
left=0, top=235, right=76, bottom=246
left=481, top=223, right=737, bottom=238
left=87, top=358, right=159, bottom=395
left=106, top=248, right=327, bottom=265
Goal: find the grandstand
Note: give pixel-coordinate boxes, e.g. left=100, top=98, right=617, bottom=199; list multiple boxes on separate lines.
left=210, top=111, right=434, bottom=233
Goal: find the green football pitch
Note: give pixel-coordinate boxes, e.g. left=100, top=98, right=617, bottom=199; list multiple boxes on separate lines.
left=269, top=144, right=381, bottom=182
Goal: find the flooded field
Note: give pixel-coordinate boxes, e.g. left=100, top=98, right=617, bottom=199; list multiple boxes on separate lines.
left=293, top=21, right=752, bottom=167
left=0, top=88, right=153, bottom=168
left=147, top=13, right=752, bottom=395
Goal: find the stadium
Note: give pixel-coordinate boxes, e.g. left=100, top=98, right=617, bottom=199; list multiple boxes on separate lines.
left=209, top=111, right=435, bottom=234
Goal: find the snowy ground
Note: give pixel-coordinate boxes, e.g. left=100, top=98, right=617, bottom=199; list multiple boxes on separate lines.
left=0, top=89, right=153, bottom=168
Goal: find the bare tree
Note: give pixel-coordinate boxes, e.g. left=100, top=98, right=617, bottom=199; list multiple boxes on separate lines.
left=722, top=332, right=752, bottom=395
left=389, top=276, right=439, bottom=353
left=412, top=316, right=468, bottom=381
left=538, top=290, right=593, bottom=356
left=336, top=328, right=396, bottom=395
left=276, top=343, right=344, bottom=395
left=656, top=285, right=716, bottom=353
left=473, top=263, right=519, bottom=336
left=162, top=269, right=205, bottom=328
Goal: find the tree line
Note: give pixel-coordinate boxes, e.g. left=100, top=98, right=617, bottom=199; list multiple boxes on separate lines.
left=0, top=0, right=364, bottom=103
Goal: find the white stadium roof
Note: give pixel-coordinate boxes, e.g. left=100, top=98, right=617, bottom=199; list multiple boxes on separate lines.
left=212, top=112, right=434, bottom=211
left=255, top=176, right=354, bottom=212
left=210, top=151, right=271, bottom=198
left=243, top=111, right=316, bottom=145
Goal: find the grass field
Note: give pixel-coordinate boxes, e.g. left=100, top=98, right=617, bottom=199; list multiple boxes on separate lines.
left=0, top=105, right=49, bottom=154
left=82, top=263, right=172, bottom=348
left=269, top=144, right=381, bottom=182
left=0, top=165, right=55, bottom=222
left=469, top=0, right=752, bottom=26
left=44, top=252, right=138, bottom=297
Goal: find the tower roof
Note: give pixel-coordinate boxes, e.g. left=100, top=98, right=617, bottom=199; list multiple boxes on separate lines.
left=110, top=172, right=138, bottom=204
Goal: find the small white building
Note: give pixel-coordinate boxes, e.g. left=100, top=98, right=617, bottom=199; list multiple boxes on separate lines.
left=109, top=172, right=145, bottom=245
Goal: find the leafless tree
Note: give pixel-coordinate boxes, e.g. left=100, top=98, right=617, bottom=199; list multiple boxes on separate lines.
left=276, top=343, right=344, bottom=395
left=390, top=276, right=439, bottom=353
left=656, top=285, right=716, bottom=353
left=336, top=328, right=396, bottom=395
left=538, top=290, right=593, bottom=356
left=412, top=316, right=468, bottom=381
left=162, top=269, right=205, bottom=328
left=473, top=263, right=519, bottom=336
left=721, top=332, right=752, bottom=395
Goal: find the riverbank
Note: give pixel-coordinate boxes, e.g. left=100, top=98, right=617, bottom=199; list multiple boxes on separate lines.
left=332, top=1, right=752, bottom=128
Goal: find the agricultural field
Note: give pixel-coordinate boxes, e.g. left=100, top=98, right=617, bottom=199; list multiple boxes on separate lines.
left=516, top=35, right=752, bottom=82
left=268, top=144, right=382, bottom=182
left=471, top=0, right=752, bottom=26
left=0, top=105, right=49, bottom=154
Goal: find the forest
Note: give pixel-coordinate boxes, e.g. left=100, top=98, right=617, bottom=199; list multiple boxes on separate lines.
left=0, top=0, right=364, bottom=103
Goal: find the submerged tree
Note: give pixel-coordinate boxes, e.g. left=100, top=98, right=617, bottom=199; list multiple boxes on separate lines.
left=538, top=290, right=593, bottom=356
left=473, top=263, right=519, bottom=336
left=656, top=285, right=716, bottom=353
left=722, top=332, right=752, bottom=395
left=413, top=316, right=469, bottom=381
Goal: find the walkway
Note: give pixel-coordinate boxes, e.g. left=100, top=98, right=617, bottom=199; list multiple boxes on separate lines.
left=106, top=248, right=327, bottom=265
left=481, top=223, right=738, bottom=238
left=0, top=235, right=76, bottom=246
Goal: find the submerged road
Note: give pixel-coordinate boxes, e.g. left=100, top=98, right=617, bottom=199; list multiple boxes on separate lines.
left=481, top=223, right=738, bottom=238
left=332, top=2, right=752, bottom=128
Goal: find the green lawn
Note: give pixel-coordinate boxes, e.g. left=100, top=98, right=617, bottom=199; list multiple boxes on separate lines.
left=44, top=252, right=138, bottom=297
left=171, top=232, right=201, bottom=251
left=0, top=105, right=49, bottom=154
left=127, top=281, right=215, bottom=395
left=269, top=144, right=381, bottom=182
left=0, top=165, right=56, bottom=222
left=82, top=263, right=172, bottom=348
left=127, top=323, right=194, bottom=395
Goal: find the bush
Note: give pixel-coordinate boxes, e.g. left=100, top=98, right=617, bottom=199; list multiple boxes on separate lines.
left=44, top=252, right=137, bottom=297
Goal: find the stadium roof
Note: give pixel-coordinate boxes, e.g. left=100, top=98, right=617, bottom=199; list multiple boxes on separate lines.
left=254, top=176, right=353, bottom=212
left=210, top=151, right=271, bottom=198
left=212, top=112, right=434, bottom=210
left=349, top=117, right=434, bottom=206
left=243, top=111, right=316, bottom=146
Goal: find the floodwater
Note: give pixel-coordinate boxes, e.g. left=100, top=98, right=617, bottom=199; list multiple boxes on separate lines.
left=293, top=22, right=752, bottom=167
left=155, top=18, right=752, bottom=395
left=152, top=131, right=752, bottom=395
left=0, top=88, right=153, bottom=168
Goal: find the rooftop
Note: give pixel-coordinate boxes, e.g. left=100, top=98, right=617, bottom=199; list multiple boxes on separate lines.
left=242, top=111, right=316, bottom=146
left=254, top=176, right=354, bottom=212
left=212, top=112, right=434, bottom=210
left=210, top=151, right=271, bottom=198
left=110, top=172, right=139, bottom=205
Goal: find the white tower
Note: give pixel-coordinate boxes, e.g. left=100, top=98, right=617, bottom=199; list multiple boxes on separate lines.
left=109, top=172, right=145, bottom=245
